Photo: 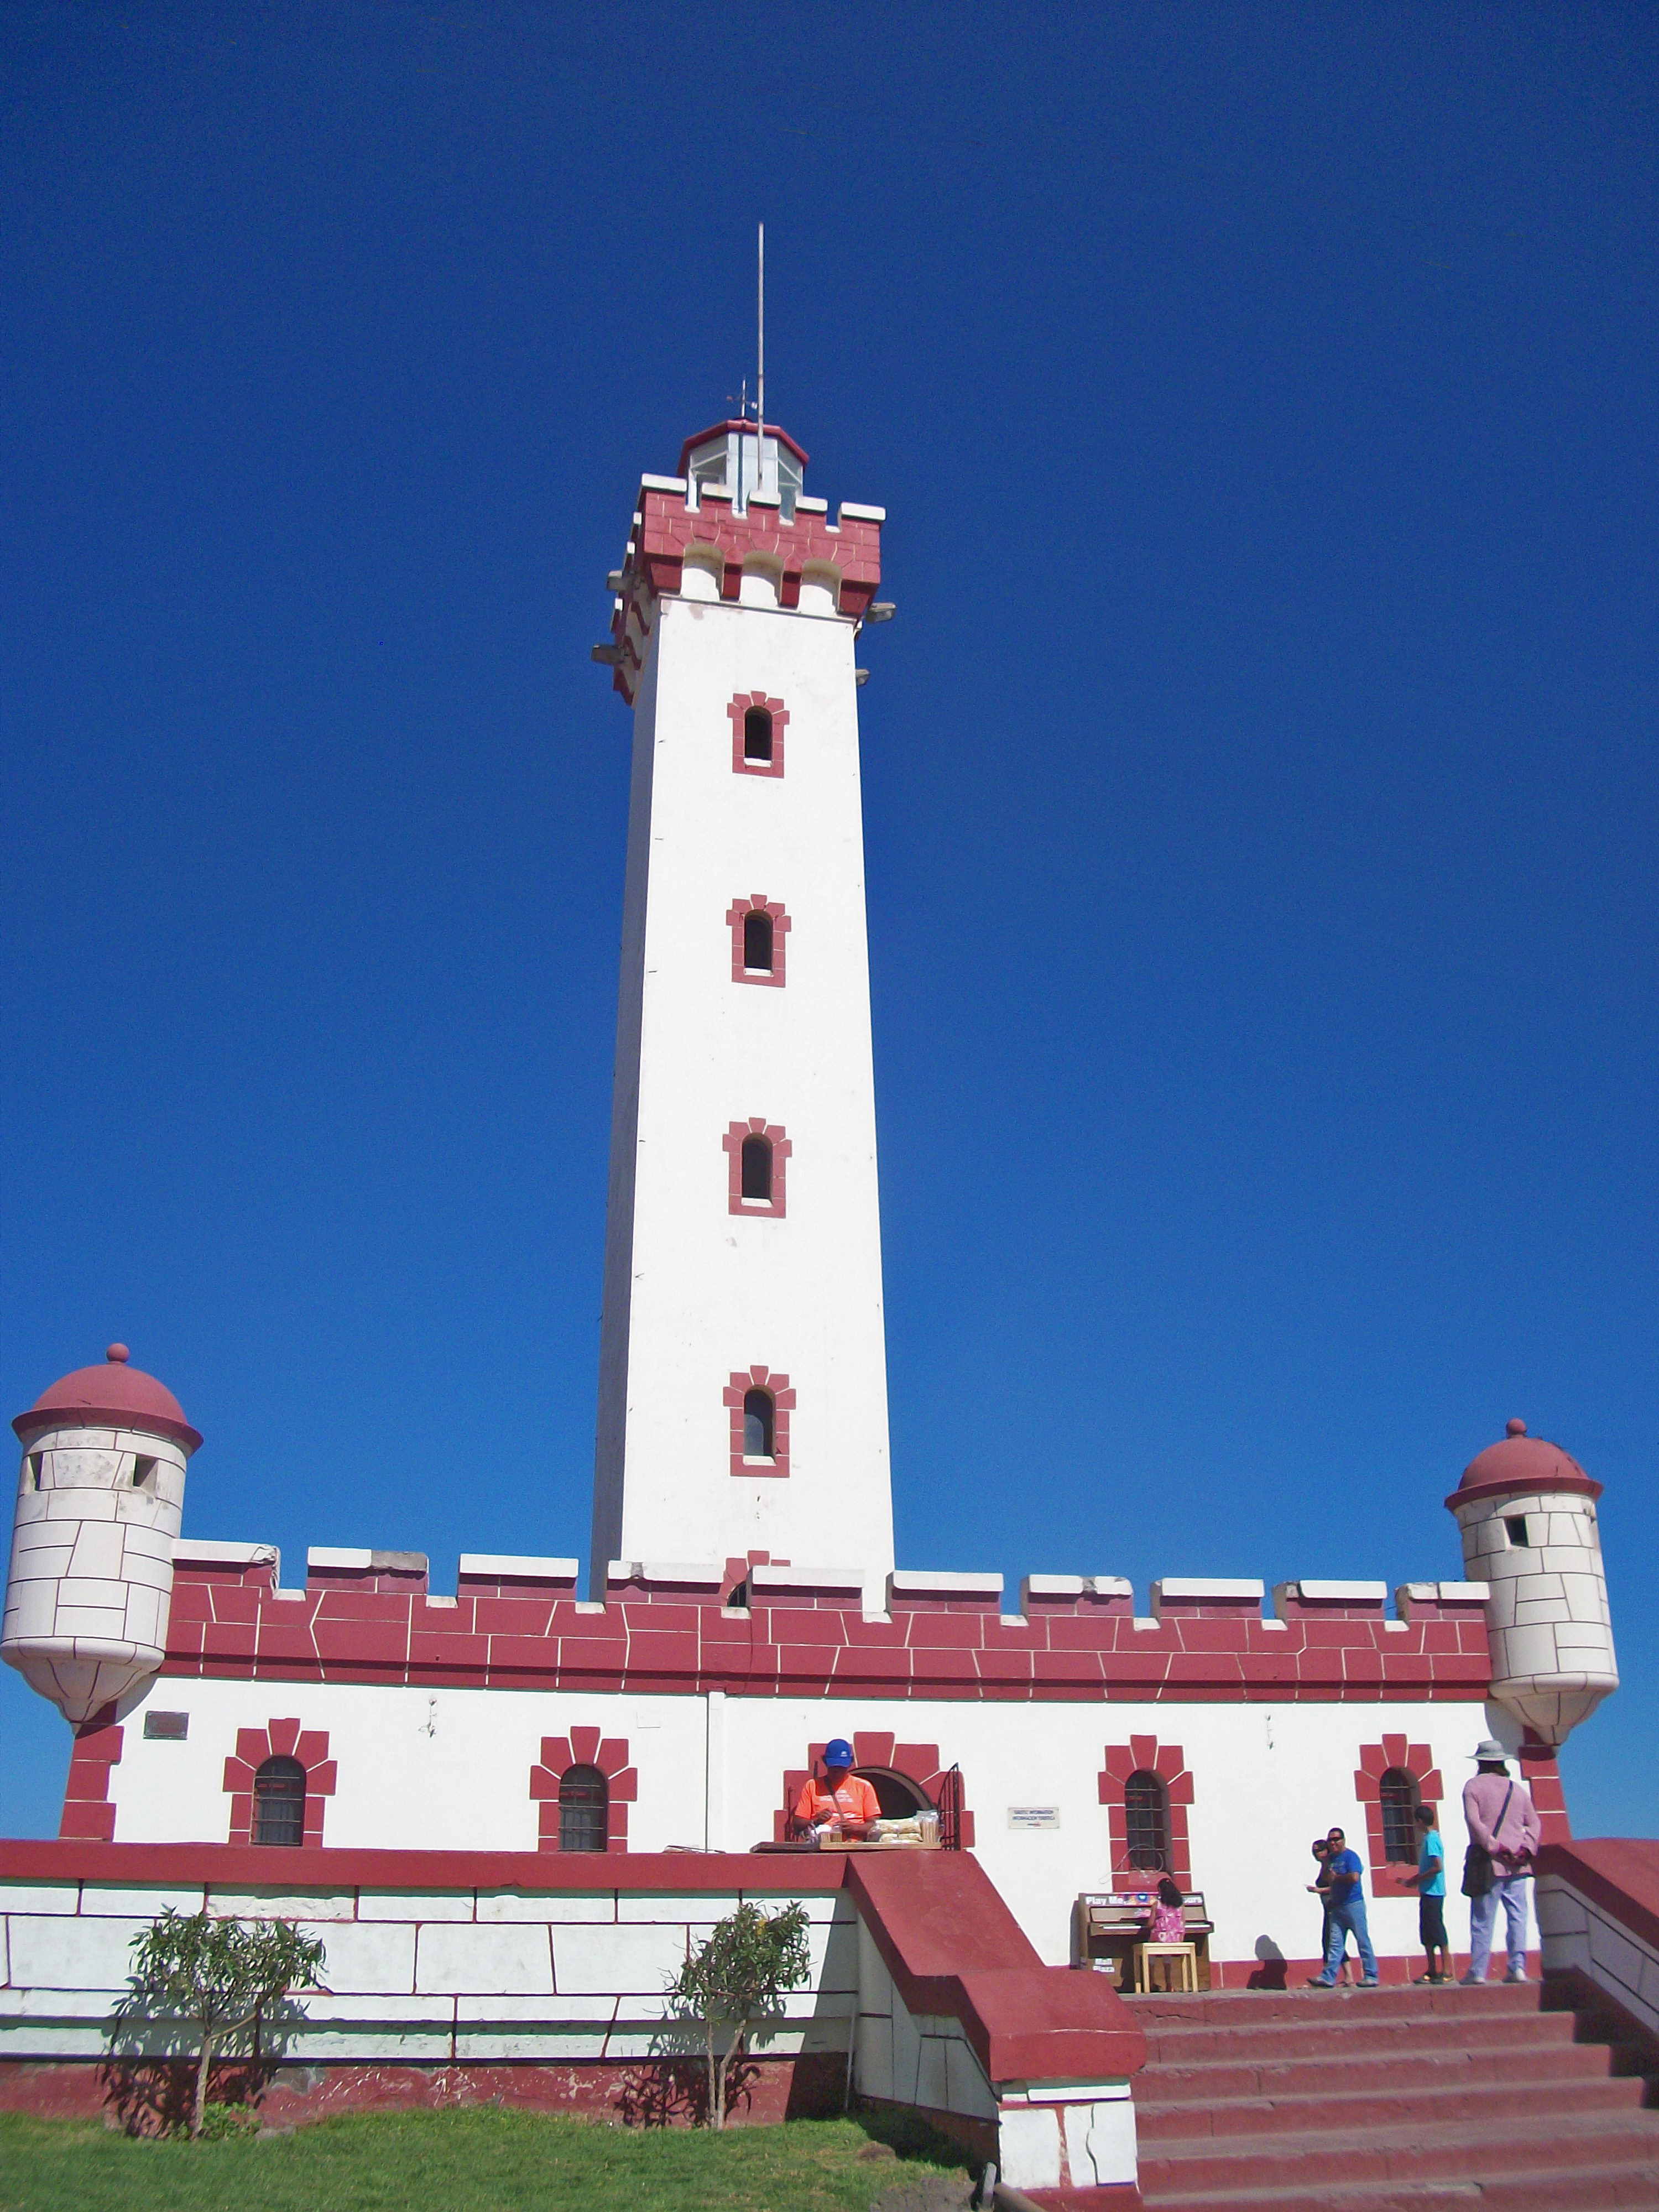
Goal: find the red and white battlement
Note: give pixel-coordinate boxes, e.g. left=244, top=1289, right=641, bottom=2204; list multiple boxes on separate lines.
left=159, top=1541, right=1498, bottom=1704
left=602, top=423, right=884, bottom=703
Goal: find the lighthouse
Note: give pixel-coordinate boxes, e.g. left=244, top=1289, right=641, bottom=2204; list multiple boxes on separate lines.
left=587, top=421, right=896, bottom=1598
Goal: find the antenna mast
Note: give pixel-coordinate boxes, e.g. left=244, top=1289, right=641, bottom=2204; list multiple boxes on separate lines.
left=757, top=222, right=765, bottom=494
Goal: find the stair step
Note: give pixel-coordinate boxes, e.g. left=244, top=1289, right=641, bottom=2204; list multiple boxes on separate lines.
left=1137, top=2036, right=1622, bottom=2104
left=1140, top=2010, right=1579, bottom=2063
left=1137, top=2109, right=1659, bottom=2197
left=1140, top=2157, right=1659, bottom=2211
left=1136, top=2068, right=1647, bottom=2140
left=1128, top=1983, right=1549, bottom=2028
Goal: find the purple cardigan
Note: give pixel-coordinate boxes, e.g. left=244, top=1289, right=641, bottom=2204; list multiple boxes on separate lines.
left=1464, top=1773, right=1542, bottom=1873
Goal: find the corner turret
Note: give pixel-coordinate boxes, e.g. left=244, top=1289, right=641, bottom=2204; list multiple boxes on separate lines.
left=3, top=1345, right=199, bottom=1723
left=1446, top=1418, right=1617, bottom=1747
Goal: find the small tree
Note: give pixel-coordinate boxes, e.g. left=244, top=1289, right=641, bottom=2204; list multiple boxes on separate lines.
left=109, top=1908, right=326, bottom=2137
left=672, top=1900, right=811, bottom=2128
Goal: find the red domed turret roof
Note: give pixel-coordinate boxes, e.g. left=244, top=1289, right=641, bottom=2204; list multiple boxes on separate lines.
left=12, top=1344, right=202, bottom=1453
left=1446, top=1418, right=1599, bottom=1510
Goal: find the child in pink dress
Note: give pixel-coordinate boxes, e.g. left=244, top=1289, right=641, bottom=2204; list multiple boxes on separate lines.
left=1147, top=1876, right=1186, bottom=1941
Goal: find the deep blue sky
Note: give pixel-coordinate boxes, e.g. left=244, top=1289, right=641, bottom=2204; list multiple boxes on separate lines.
left=2, top=4, right=1654, bottom=1842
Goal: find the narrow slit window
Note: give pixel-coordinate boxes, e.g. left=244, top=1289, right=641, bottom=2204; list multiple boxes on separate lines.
left=741, top=1135, right=773, bottom=1202
left=1123, top=1770, right=1171, bottom=1870
left=252, top=1755, right=306, bottom=1847
left=559, top=1765, right=608, bottom=1853
left=1379, top=1767, right=1421, bottom=1862
left=1505, top=1515, right=1531, bottom=1548
left=28, top=1454, right=43, bottom=1490
left=743, top=707, right=773, bottom=763
left=132, top=1456, right=157, bottom=1488
left=743, top=909, right=774, bottom=972
left=743, top=1389, right=776, bottom=1460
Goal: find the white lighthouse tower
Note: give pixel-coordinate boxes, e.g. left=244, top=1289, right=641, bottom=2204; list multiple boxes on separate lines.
left=588, top=420, right=896, bottom=1597
left=4, top=1345, right=200, bottom=1724
left=1446, top=1418, right=1618, bottom=1747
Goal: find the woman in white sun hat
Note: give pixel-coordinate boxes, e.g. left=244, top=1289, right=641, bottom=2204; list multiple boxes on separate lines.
left=1460, top=1739, right=1541, bottom=1985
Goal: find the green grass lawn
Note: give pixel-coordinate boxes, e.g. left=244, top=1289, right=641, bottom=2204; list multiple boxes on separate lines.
left=0, top=2107, right=968, bottom=2212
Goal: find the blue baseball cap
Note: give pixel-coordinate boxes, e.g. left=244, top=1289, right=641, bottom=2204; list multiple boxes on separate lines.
left=824, top=1739, right=854, bottom=1768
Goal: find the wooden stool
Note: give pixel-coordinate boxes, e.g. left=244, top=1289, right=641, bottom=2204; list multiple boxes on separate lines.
left=1134, top=1940, right=1198, bottom=1993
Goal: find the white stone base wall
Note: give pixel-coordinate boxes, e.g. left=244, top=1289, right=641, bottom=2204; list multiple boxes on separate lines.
left=1537, top=1873, right=1659, bottom=2039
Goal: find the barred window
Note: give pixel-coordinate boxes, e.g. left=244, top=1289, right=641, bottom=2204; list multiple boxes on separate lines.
left=1124, top=1769, right=1170, bottom=1871
left=559, top=1765, right=608, bottom=1853
left=1380, top=1766, right=1420, bottom=1862
left=252, top=1756, right=306, bottom=1847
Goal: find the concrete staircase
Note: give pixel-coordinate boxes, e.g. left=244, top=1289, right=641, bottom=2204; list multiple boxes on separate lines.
left=1129, top=1979, right=1659, bottom=2209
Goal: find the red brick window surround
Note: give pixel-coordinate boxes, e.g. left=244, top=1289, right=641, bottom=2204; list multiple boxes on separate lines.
left=223, top=1719, right=337, bottom=1847
left=725, top=1366, right=795, bottom=1478
left=529, top=1728, right=635, bottom=1853
left=729, top=691, right=789, bottom=779
left=728, top=895, right=790, bottom=987
left=775, top=1733, right=976, bottom=1846
left=1355, top=1735, right=1444, bottom=1898
left=1098, top=1736, right=1194, bottom=1886
left=61, top=1715, right=123, bottom=1841
left=724, top=1119, right=791, bottom=1218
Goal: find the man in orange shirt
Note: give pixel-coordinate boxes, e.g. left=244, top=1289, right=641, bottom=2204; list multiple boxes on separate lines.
left=794, top=1740, right=880, bottom=1839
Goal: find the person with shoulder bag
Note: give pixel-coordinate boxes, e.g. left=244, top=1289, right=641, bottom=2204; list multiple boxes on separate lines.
left=1460, top=1739, right=1541, bottom=1984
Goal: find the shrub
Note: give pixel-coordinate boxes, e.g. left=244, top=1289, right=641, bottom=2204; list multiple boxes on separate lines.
left=108, top=1909, right=326, bottom=2137
left=671, top=1901, right=811, bottom=2128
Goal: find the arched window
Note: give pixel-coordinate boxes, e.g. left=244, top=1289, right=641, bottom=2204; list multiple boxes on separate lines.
left=1379, top=1766, right=1420, bottom=1862
left=740, top=1134, right=773, bottom=1202
left=743, top=1389, right=775, bottom=1460
left=1123, top=1770, right=1171, bottom=1871
left=858, top=1767, right=933, bottom=1819
left=559, top=1764, right=608, bottom=1853
left=743, top=707, right=773, bottom=763
left=252, top=1755, right=306, bottom=1847
left=743, top=909, right=774, bottom=973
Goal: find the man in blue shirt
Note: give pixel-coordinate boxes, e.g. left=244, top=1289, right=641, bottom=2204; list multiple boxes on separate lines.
left=1400, top=1802, right=1449, bottom=1984
left=1312, top=1826, right=1379, bottom=1987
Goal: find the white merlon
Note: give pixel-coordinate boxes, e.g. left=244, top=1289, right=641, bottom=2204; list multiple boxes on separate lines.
left=638, top=474, right=687, bottom=495
left=1020, top=1574, right=1134, bottom=1606
left=457, top=1556, right=578, bottom=1583
left=1152, top=1578, right=1265, bottom=1604
left=749, top=1565, right=864, bottom=1594
left=795, top=495, right=829, bottom=514
left=836, top=502, right=886, bottom=522
left=888, top=1570, right=1004, bottom=1599
left=607, top=1562, right=725, bottom=1590
left=174, top=1540, right=278, bottom=1571
left=308, top=1547, right=374, bottom=1571
left=1289, top=1580, right=1387, bottom=1603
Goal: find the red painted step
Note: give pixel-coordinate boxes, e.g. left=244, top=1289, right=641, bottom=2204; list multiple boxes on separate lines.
left=1128, top=1975, right=1659, bottom=2211
left=1145, top=2034, right=1620, bottom=2105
